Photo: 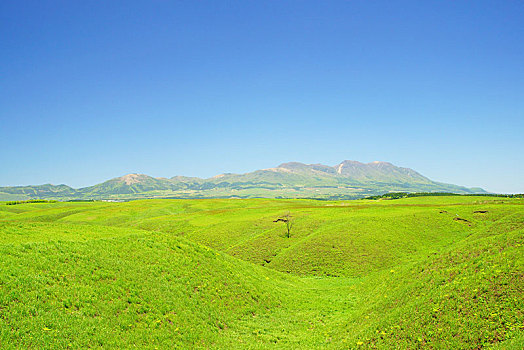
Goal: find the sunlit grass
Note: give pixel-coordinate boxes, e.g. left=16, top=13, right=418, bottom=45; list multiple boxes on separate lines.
left=0, top=196, right=522, bottom=348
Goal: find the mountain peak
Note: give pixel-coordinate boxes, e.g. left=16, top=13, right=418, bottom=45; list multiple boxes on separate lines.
left=0, top=159, right=487, bottom=200
left=339, top=160, right=364, bottom=165
left=277, top=162, right=307, bottom=169
left=336, top=160, right=364, bottom=174
left=368, top=161, right=395, bottom=168
left=117, top=173, right=151, bottom=185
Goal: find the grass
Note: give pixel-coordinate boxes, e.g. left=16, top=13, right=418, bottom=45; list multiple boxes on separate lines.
left=0, top=196, right=522, bottom=348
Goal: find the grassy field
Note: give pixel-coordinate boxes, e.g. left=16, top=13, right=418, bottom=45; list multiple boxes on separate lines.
left=0, top=196, right=522, bottom=348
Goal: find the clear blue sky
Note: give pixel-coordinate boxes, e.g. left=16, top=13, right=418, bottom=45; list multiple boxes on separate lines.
left=1, top=1, right=523, bottom=193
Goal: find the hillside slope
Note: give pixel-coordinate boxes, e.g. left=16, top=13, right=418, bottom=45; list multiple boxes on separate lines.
left=4, top=196, right=515, bottom=278
left=0, top=160, right=487, bottom=200
left=0, top=221, right=351, bottom=349
left=0, top=197, right=522, bottom=348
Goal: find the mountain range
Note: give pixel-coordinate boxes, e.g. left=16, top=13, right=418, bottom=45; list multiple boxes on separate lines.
left=0, top=160, right=486, bottom=201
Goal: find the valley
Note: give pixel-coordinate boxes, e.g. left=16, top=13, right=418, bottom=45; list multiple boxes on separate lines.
left=0, top=196, right=522, bottom=348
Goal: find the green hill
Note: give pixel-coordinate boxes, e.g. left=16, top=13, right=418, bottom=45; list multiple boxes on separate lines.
left=0, top=160, right=486, bottom=201
left=0, top=221, right=318, bottom=348
left=0, top=196, right=522, bottom=348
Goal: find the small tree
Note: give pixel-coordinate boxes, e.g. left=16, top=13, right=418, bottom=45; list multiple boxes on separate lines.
left=274, top=212, right=293, bottom=238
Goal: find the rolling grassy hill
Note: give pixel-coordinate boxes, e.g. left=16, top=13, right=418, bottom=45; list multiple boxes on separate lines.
left=0, top=160, right=486, bottom=201
left=0, top=196, right=522, bottom=348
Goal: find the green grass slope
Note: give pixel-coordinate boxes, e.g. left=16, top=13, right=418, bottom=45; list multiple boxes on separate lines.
left=340, top=210, right=524, bottom=348
left=0, top=221, right=357, bottom=349
left=10, top=197, right=519, bottom=278
left=0, top=196, right=522, bottom=348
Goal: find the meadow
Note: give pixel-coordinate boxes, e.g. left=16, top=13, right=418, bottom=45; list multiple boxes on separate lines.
left=0, top=196, right=522, bottom=348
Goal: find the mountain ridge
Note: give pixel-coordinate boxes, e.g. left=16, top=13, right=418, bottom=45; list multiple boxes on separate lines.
left=0, top=160, right=487, bottom=200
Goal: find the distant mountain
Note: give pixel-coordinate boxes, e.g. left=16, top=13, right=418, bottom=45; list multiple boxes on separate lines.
left=77, top=174, right=174, bottom=196
left=0, top=160, right=487, bottom=200
left=0, top=184, right=76, bottom=200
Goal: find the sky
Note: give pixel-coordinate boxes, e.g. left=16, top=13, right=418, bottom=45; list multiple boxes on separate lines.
left=1, top=1, right=523, bottom=193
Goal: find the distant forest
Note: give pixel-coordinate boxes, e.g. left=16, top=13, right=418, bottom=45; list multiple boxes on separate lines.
left=364, top=192, right=524, bottom=200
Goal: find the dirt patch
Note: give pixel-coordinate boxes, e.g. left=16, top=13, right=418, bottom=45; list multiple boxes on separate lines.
left=453, top=217, right=469, bottom=222
left=119, top=174, right=144, bottom=185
